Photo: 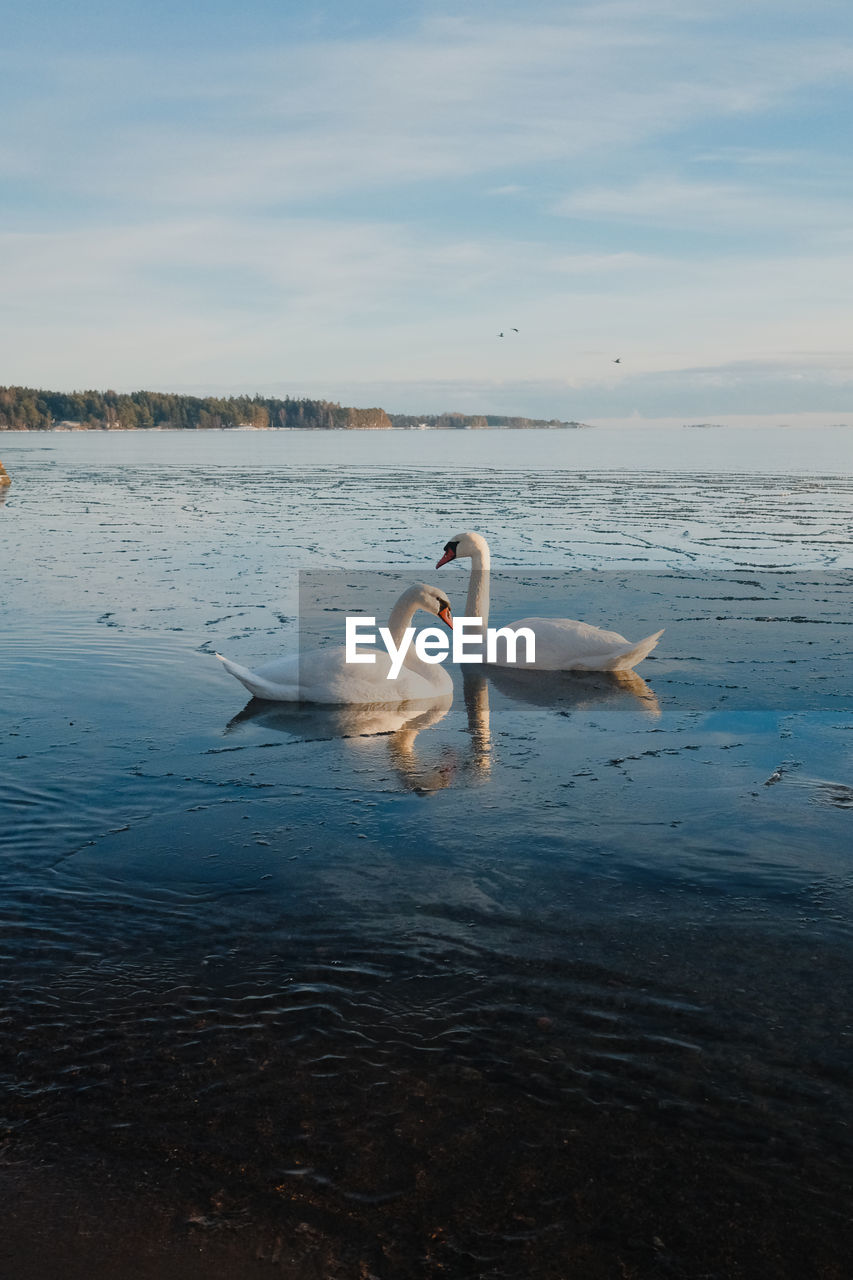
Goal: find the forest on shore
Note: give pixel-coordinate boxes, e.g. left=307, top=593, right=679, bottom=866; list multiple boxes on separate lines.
left=0, top=387, right=390, bottom=432
left=0, top=386, right=585, bottom=432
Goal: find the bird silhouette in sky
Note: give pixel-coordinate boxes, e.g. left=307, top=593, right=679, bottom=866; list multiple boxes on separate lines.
left=613, top=357, right=621, bottom=363
left=498, top=328, right=519, bottom=337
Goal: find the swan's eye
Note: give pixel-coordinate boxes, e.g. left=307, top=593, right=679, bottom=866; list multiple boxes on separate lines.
left=444, top=541, right=458, bottom=554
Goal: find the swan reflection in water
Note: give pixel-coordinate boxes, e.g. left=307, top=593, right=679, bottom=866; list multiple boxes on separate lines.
left=224, top=673, right=497, bottom=793
left=224, top=666, right=658, bottom=792
left=224, top=693, right=462, bottom=793
left=383, top=673, right=493, bottom=788
left=485, top=665, right=661, bottom=718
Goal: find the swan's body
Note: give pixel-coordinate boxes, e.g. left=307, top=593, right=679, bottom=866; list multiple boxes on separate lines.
left=490, top=615, right=662, bottom=671
left=217, top=583, right=454, bottom=703
left=436, top=532, right=662, bottom=673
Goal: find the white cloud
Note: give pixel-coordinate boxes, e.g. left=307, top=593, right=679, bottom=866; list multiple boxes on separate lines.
left=549, top=251, right=658, bottom=274
left=3, top=209, right=852, bottom=398
left=552, top=176, right=851, bottom=240
left=3, top=2, right=853, bottom=414
left=5, top=11, right=853, bottom=211
left=688, top=147, right=813, bottom=168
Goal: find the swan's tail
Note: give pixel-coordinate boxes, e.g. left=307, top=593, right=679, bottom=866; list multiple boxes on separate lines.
left=216, top=652, right=283, bottom=701
left=605, top=629, right=664, bottom=672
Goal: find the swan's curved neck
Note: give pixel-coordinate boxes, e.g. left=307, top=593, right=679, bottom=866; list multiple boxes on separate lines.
left=386, top=590, right=421, bottom=647
left=464, top=539, right=490, bottom=630
left=384, top=588, right=448, bottom=687
left=387, top=589, right=438, bottom=675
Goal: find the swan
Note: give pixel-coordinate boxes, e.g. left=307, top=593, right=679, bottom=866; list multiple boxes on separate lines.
left=435, top=531, right=663, bottom=672
left=216, top=582, right=454, bottom=703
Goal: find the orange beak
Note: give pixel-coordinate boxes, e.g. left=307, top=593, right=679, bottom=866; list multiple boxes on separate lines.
left=436, top=549, right=456, bottom=569
left=438, top=605, right=453, bottom=630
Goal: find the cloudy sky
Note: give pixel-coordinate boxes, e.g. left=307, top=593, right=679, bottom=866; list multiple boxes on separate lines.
left=3, top=0, right=852, bottom=420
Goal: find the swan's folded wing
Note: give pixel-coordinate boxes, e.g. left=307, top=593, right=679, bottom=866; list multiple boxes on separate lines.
left=217, top=649, right=355, bottom=702
left=217, top=646, right=448, bottom=704
left=494, top=619, right=663, bottom=672
left=216, top=653, right=301, bottom=701
left=604, top=629, right=664, bottom=672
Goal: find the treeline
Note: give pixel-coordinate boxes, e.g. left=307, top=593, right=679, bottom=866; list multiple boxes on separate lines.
left=387, top=412, right=588, bottom=429
left=0, top=386, right=590, bottom=433
left=0, top=386, right=391, bottom=431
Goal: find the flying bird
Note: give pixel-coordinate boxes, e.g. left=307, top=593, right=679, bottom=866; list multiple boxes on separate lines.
left=613, top=357, right=621, bottom=363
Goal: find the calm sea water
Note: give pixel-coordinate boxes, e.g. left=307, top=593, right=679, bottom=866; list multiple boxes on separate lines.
left=2, top=428, right=853, bottom=1277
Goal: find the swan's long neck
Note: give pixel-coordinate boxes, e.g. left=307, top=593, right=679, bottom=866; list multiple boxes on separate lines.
left=386, top=589, right=422, bottom=648
left=384, top=587, right=446, bottom=686
left=464, top=538, right=490, bottom=632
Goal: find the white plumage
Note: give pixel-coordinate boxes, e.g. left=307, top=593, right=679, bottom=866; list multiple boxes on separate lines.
left=217, top=582, right=454, bottom=703
left=436, top=531, right=662, bottom=673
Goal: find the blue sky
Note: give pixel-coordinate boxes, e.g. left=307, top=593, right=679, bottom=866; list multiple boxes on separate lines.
left=2, top=0, right=853, bottom=420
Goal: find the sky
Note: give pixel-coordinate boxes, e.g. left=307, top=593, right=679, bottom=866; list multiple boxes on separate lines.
left=2, top=0, right=853, bottom=422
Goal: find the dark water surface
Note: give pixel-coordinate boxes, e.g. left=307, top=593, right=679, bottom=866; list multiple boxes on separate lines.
left=2, top=430, right=853, bottom=1278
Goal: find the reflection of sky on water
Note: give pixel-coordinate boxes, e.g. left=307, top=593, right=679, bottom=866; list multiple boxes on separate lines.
left=224, top=668, right=660, bottom=788
left=1, top=430, right=852, bottom=1272
left=2, top=430, right=852, bottom=651
left=2, top=431, right=851, bottom=911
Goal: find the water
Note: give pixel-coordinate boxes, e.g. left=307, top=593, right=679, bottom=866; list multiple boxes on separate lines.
left=2, top=428, right=853, bottom=1278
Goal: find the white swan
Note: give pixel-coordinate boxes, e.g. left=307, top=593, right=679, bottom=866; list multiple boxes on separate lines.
left=216, top=582, right=454, bottom=703
left=435, top=531, right=663, bottom=672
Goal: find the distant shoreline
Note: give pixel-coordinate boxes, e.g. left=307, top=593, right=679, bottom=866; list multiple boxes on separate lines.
left=0, top=386, right=589, bottom=433
left=2, top=422, right=593, bottom=433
